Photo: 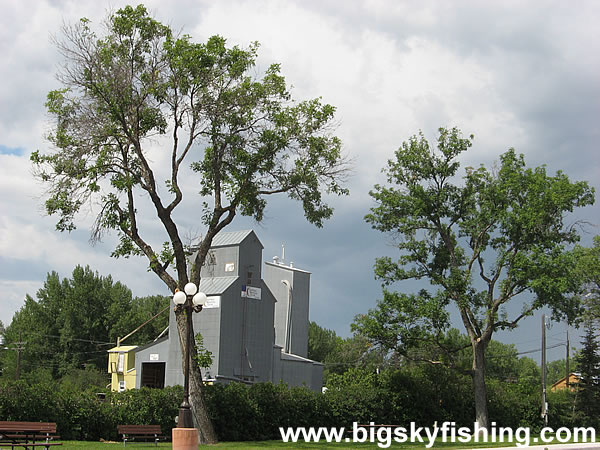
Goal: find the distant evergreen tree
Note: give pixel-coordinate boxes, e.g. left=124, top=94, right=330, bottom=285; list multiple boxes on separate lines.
left=576, top=321, right=600, bottom=426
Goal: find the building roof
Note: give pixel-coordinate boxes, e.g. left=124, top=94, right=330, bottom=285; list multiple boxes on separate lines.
left=134, top=335, right=169, bottom=353
left=211, top=229, right=262, bottom=248
left=551, top=372, right=581, bottom=390
left=107, top=345, right=138, bottom=353
left=200, top=276, right=238, bottom=295
left=280, top=351, right=323, bottom=366
left=265, top=261, right=311, bottom=275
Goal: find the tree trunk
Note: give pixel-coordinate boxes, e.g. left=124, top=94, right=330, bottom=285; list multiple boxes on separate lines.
left=175, top=311, right=218, bottom=444
left=472, top=340, right=490, bottom=431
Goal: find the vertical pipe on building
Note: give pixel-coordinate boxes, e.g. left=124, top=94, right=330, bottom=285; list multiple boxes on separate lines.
left=282, top=280, right=292, bottom=353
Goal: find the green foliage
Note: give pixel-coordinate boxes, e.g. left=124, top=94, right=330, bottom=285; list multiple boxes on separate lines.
left=1, top=266, right=168, bottom=380
left=360, top=127, right=594, bottom=353
left=0, top=379, right=182, bottom=441
left=325, top=368, right=389, bottom=427
left=0, top=363, right=587, bottom=442
left=308, top=322, right=388, bottom=383
left=573, top=236, right=600, bottom=323
left=575, top=322, right=600, bottom=427
left=546, top=358, right=567, bottom=386
left=193, top=333, right=213, bottom=370
left=252, top=383, right=331, bottom=439
left=485, top=340, right=522, bottom=381
left=486, top=378, right=541, bottom=429
left=547, top=388, right=579, bottom=428
left=357, top=127, right=595, bottom=425
left=59, top=367, right=110, bottom=392
left=33, top=4, right=349, bottom=293
left=204, top=382, right=332, bottom=441
left=107, top=387, right=181, bottom=436
left=308, top=321, right=339, bottom=363
left=513, top=356, right=541, bottom=392
left=204, top=382, right=259, bottom=441
left=323, top=334, right=388, bottom=379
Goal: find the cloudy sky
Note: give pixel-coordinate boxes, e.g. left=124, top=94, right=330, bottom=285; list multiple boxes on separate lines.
left=1, top=0, right=598, bottom=362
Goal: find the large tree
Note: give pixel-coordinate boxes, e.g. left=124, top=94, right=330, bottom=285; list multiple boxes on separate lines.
left=32, top=5, right=348, bottom=442
left=354, top=127, right=594, bottom=429
left=1, top=265, right=166, bottom=378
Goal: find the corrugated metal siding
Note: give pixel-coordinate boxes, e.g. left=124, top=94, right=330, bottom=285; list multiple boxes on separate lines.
left=211, top=230, right=255, bottom=247
left=199, top=276, right=238, bottom=295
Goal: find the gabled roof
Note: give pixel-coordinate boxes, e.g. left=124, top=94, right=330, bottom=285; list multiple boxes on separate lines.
left=134, top=335, right=169, bottom=353
left=107, top=345, right=137, bottom=353
left=551, top=372, right=581, bottom=389
left=200, top=276, right=238, bottom=295
left=281, top=351, right=323, bottom=366
left=211, top=230, right=262, bottom=248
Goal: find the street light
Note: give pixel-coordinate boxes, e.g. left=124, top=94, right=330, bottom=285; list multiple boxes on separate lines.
left=172, top=282, right=207, bottom=429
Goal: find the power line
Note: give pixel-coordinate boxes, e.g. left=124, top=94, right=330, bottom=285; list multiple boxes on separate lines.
left=5, top=333, right=115, bottom=346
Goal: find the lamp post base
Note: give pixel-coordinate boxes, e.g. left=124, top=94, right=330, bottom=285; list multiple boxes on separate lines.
left=172, top=427, right=198, bottom=450
left=178, top=405, right=194, bottom=429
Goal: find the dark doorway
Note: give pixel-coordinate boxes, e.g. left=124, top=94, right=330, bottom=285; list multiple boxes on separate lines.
left=141, top=362, right=166, bottom=388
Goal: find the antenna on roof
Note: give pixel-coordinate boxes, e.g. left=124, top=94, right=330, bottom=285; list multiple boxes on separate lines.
left=282, top=244, right=285, bottom=263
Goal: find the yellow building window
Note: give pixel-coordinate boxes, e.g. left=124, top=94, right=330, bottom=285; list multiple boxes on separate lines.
left=117, top=353, right=125, bottom=373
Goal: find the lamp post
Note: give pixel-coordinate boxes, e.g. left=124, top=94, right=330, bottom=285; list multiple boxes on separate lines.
left=172, top=282, right=207, bottom=429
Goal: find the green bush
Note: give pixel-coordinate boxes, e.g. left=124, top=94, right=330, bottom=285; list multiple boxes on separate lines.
left=0, top=379, right=182, bottom=440
left=204, top=382, right=260, bottom=441
left=106, top=387, right=180, bottom=437
left=325, top=368, right=388, bottom=427
left=547, top=389, right=580, bottom=429
left=487, top=378, right=541, bottom=430
left=0, top=370, right=591, bottom=442
left=204, top=381, right=332, bottom=441
left=381, top=365, right=474, bottom=427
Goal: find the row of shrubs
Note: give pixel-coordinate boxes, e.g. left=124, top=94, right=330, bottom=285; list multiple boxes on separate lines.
left=0, top=381, right=182, bottom=440
left=0, top=366, right=583, bottom=442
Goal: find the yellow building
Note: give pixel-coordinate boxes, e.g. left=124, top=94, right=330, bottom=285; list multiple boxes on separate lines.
left=107, top=345, right=138, bottom=392
left=550, top=372, right=580, bottom=391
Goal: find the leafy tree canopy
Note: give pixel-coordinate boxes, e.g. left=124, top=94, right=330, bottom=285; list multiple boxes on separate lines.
left=546, top=358, right=568, bottom=386
left=32, top=4, right=349, bottom=292
left=354, top=127, right=594, bottom=428
left=573, top=236, right=600, bottom=323
left=1, top=265, right=168, bottom=379
left=308, top=322, right=388, bottom=383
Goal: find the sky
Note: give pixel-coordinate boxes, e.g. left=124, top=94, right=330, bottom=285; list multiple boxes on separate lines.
left=1, top=0, right=598, bottom=363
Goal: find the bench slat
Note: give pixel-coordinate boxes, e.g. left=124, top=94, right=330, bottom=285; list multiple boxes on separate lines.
left=0, top=421, right=57, bottom=433
left=118, top=424, right=164, bottom=446
left=0, top=421, right=62, bottom=449
left=118, top=425, right=162, bottom=433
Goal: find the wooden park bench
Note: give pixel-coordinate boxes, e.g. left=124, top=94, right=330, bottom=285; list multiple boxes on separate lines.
left=0, top=421, right=62, bottom=449
left=117, top=425, right=165, bottom=446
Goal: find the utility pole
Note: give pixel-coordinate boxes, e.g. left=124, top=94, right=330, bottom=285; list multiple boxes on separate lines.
left=541, top=314, right=548, bottom=426
left=565, top=324, right=570, bottom=388
left=2, top=331, right=27, bottom=380
left=15, top=331, right=25, bottom=380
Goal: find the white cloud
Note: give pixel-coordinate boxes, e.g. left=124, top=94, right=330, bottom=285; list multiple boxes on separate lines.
left=0, top=0, right=598, bottom=357
left=0, top=280, right=42, bottom=326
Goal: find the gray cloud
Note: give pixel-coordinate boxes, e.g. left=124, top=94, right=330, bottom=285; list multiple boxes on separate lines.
left=1, top=0, right=598, bottom=361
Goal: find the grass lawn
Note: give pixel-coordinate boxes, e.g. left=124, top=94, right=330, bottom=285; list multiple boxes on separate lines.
left=48, top=438, right=587, bottom=449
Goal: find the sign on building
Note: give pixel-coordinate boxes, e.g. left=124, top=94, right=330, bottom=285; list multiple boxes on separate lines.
left=241, top=285, right=261, bottom=300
